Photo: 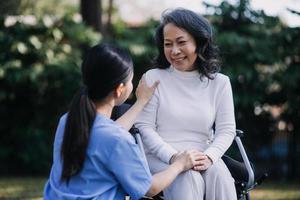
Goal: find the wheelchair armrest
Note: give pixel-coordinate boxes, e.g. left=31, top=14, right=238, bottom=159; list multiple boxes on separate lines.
left=222, top=155, right=249, bottom=182
left=234, top=132, right=255, bottom=189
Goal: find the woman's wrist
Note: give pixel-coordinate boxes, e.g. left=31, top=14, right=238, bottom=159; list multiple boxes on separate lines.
left=170, top=159, right=185, bottom=172
left=136, top=98, right=148, bottom=106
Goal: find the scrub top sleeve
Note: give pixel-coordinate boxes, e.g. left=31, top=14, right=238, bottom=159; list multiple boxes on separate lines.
left=108, top=137, right=152, bottom=200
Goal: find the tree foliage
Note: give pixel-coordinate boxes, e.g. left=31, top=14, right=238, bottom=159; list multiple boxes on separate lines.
left=0, top=14, right=100, bottom=174
left=204, top=1, right=300, bottom=179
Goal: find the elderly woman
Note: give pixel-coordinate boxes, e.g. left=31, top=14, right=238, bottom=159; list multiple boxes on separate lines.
left=135, top=8, right=237, bottom=200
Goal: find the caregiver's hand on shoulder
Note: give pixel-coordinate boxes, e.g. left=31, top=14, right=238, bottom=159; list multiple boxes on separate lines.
left=136, top=76, right=159, bottom=105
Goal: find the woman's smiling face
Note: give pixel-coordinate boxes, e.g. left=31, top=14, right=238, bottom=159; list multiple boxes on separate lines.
left=163, top=23, right=198, bottom=71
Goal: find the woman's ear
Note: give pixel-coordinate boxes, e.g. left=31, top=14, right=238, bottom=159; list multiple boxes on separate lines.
left=115, top=83, right=125, bottom=98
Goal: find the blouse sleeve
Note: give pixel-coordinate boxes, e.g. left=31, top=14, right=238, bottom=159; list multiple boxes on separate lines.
left=135, top=72, right=177, bottom=164
left=108, top=136, right=152, bottom=200
left=204, top=76, right=236, bottom=164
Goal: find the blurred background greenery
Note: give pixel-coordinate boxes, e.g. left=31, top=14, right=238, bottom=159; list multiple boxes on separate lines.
left=0, top=0, right=299, bottom=198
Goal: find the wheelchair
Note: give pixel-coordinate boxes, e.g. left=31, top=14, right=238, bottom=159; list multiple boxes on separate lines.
left=112, top=104, right=268, bottom=200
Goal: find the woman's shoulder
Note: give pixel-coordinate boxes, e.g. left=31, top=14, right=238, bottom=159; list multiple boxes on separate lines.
left=211, top=73, right=231, bottom=85
left=144, top=68, right=168, bottom=84
left=55, top=113, right=68, bottom=135
left=205, top=73, right=232, bottom=92
left=145, top=68, right=168, bottom=77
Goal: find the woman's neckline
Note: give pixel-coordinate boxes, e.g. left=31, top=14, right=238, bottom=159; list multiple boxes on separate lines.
left=169, top=65, right=200, bottom=78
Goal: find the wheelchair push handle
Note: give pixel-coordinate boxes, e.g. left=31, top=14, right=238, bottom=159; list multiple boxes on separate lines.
left=236, top=129, right=244, bottom=137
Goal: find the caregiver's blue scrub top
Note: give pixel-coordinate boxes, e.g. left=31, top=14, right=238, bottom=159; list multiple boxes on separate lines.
left=44, top=113, right=152, bottom=200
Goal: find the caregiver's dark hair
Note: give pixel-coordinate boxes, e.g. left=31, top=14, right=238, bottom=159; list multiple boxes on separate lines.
left=154, top=8, right=220, bottom=79
left=61, top=43, right=133, bottom=183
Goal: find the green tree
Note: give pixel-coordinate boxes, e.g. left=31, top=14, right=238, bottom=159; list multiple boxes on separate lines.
left=0, top=14, right=100, bottom=174
left=275, top=24, right=300, bottom=179
left=204, top=0, right=300, bottom=179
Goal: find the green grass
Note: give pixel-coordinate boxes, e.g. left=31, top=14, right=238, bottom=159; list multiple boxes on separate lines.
left=0, top=177, right=299, bottom=200
left=250, top=181, right=300, bottom=200
left=0, top=177, right=46, bottom=200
